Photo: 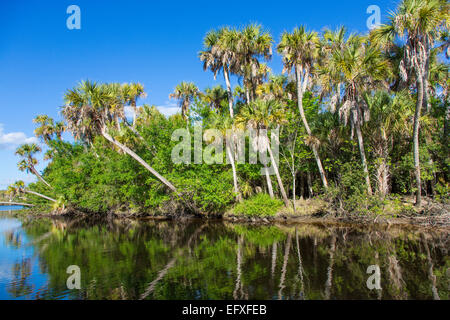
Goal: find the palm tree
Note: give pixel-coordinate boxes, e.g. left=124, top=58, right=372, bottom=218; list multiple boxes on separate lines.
left=278, top=26, right=329, bottom=190
left=9, top=181, right=56, bottom=203
left=232, top=24, right=273, bottom=103
left=62, top=80, right=179, bottom=195
left=364, top=91, right=414, bottom=196
left=203, top=85, right=228, bottom=113
left=15, top=143, right=52, bottom=188
left=318, top=35, right=390, bottom=195
left=237, top=99, right=290, bottom=207
left=200, top=28, right=238, bottom=118
left=169, top=82, right=200, bottom=120
left=370, top=0, right=449, bottom=206
left=33, top=115, right=65, bottom=143
left=121, top=82, right=147, bottom=127
left=207, top=114, right=241, bottom=202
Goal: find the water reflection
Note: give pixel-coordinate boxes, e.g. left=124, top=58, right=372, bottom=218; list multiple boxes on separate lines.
left=0, top=213, right=448, bottom=300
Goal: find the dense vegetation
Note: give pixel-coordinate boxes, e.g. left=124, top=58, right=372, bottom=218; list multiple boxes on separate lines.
left=5, top=0, right=449, bottom=218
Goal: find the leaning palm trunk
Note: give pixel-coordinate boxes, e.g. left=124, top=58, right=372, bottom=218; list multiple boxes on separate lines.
left=264, top=165, right=274, bottom=198
left=139, top=224, right=206, bottom=299
left=24, top=189, right=56, bottom=202
left=278, top=233, right=292, bottom=300
left=30, top=166, right=52, bottom=189
left=101, top=128, right=179, bottom=195
left=423, top=236, right=440, bottom=300
left=267, top=143, right=290, bottom=207
left=413, top=77, right=424, bottom=207
left=295, top=66, right=328, bottom=190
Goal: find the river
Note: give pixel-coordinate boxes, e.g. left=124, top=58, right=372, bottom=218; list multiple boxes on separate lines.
left=0, top=207, right=448, bottom=300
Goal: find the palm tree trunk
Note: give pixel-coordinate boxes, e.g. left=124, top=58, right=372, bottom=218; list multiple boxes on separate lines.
left=307, top=172, right=313, bottom=198
left=413, top=77, right=423, bottom=207
left=278, top=233, right=292, bottom=300
left=24, top=189, right=56, bottom=202
left=324, top=234, right=336, bottom=300
left=271, top=242, right=277, bottom=278
left=233, top=236, right=244, bottom=300
left=132, top=101, right=138, bottom=127
left=295, top=65, right=328, bottom=190
left=353, top=113, right=373, bottom=195
left=226, top=144, right=241, bottom=202
left=30, top=166, right=52, bottom=189
left=292, top=171, right=297, bottom=213
left=101, top=128, right=179, bottom=195
left=264, top=165, right=274, bottom=198
left=267, top=141, right=290, bottom=207
left=223, top=67, right=234, bottom=118
left=295, top=228, right=305, bottom=299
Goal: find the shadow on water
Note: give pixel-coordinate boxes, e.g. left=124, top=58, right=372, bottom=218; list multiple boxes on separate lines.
left=0, top=211, right=448, bottom=300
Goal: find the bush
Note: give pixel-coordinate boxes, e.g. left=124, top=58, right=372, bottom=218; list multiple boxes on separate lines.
left=232, top=194, right=283, bottom=217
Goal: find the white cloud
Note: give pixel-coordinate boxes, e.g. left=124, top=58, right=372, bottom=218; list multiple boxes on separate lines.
left=156, top=101, right=179, bottom=117
left=124, top=106, right=135, bottom=119
left=0, top=124, right=38, bottom=149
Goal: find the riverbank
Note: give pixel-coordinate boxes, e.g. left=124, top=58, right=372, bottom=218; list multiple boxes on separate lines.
left=7, top=195, right=450, bottom=231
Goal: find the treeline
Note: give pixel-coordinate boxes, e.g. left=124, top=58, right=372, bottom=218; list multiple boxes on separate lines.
left=6, top=0, right=449, bottom=216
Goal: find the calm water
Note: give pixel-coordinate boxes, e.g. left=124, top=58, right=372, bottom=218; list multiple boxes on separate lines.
left=0, top=208, right=448, bottom=300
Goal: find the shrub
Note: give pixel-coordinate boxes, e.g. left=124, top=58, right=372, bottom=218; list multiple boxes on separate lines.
left=232, top=194, right=283, bottom=217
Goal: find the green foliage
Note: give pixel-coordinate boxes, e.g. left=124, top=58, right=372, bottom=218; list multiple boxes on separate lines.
left=232, top=194, right=283, bottom=217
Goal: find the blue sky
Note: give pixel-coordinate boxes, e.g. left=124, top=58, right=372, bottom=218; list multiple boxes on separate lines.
left=0, top=0, right=398, bottom=189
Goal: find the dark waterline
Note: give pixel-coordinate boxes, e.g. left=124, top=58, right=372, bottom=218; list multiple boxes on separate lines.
left=0, top=211, right=448, bottom=300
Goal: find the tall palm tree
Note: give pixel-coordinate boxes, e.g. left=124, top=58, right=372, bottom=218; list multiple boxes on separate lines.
left=364, top=91, right=414, bottom=196
left=278, top=26, right=329, bottom=190
left=121, top=82, right=147, bottom=127
left=62, top=80, right=179, bottom=195
left=236, top=99, right=290, bottom=207
left=200, top=28, right=238, bottom=117
left=15, top=143, right=52, bottom=188
left=169, top=82, right=200, bottom=120
left=370, top=0, right=449, bottom=206
left=318, top=35, right=390, bottom=195
left=232, top=24, right=273, bottom=103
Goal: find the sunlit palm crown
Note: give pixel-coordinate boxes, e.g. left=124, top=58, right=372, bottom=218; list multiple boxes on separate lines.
left=62, top=80, right=144, bottom=143
left=169, top=81, right=200, bottom=118
left=277, top=26, right=319, bottom=74
left=236, top=99, right=286, bottom=130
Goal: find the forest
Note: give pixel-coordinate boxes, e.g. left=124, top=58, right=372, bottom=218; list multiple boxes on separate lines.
left=4, top=0, right=449, bottom=219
